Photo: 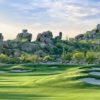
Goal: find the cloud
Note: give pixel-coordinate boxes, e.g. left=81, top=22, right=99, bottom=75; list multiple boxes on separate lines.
left=0, top=0, right=100, bottom=40
left=9, top=0, right=100, bottom=22
left=0, top=0, right=5, bottom=3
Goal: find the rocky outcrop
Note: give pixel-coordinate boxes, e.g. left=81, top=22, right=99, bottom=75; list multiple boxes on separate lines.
left=75, top=24, right=100, bottom=40
left=16, top=29, right=32, bottom=42
left=0, top=30, right=63, bottom=57
left=0, top=24, right=99, bottom=58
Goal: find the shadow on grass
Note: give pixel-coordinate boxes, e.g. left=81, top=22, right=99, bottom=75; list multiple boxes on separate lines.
left=0, top=72, right=61, bottom=77
left=0, top=92, right=49, bottom=99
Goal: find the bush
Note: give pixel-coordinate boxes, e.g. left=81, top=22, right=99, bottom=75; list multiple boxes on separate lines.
left=0, top=54, right=9, bottom=63
left=72, top=52, right=85, bottom=61
left=61, top=52, right=72, bottom=62
left=43, top=55, right=54, bottom=62
left=8, top=57, right=20, bottom=64
left=19, top=54, right=40, bottom=63
left=86, top=52, right=96, bottom=63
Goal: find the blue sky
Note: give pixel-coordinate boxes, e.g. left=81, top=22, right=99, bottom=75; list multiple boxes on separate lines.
left=0, top=0, right=100, bottom=40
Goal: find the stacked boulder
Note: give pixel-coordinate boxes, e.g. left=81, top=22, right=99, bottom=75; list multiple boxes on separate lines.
left=36, top=31, right=53, bottom=43
left=36, top=31, right=55, bottom=54
left=16, top=29, right=32, bottom=42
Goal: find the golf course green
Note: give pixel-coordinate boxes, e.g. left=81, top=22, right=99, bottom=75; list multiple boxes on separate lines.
left=0, top=64, right=100, bottom=100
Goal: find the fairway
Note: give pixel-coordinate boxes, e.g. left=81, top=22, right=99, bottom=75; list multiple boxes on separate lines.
left=0, top=64, right=100, bottom=100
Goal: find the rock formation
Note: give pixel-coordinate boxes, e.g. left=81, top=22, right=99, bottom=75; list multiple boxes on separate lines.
left=0, top=30, right=64, bottom=57
left=36, top=31, right=56, bottom=54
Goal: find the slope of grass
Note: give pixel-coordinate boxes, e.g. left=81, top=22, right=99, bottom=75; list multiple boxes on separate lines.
left=0, top=64, right=100, bottom=100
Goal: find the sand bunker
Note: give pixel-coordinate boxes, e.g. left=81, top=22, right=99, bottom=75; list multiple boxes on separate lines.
left=89, top=72, right=100, bottom=76
left=0, top=70, right=7, bottom=73
left=51, top=66, right=58, bottom=69
left=80, top=78, right=100, bottom=85
left=10, top=70, right=32, bottom=73
left=90, top=67, right=100, bottom=70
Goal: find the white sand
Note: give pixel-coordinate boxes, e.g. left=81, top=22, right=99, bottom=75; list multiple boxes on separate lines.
left=80, top=78, right=100, bottom=85
left=89, top=72, right=100, bottom=76
left=10, top=70, right=32, bottom=73
left=51, top=66, right=58, bottom=69
left=0, top=71, right=6, bottom=73
left=90, top=67, right=100, bottom=70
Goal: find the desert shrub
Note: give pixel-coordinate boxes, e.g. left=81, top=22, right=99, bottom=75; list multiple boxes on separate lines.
left=61, top=52, right=72, bottom=62
left=8, top=57, right=20, bottom=64
left=72, top=52, right=85, bottom=61
left=0, top=54, right=9, bottom=63
left=19, top=54, right=40, bottom=63
left=86, top=52, right=97, bottom=63
left=43, top=55, right=54, bottom=62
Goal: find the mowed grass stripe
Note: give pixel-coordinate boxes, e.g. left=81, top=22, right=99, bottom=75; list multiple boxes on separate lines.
left=0, top=64, right=100, bottom=100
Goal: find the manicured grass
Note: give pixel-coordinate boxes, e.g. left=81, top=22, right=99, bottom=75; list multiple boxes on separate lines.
left=0, top=64, right=100, bottom=100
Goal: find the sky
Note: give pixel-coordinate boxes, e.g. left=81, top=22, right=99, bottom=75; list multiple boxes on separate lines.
left=0, top=0, right=100, bottom=40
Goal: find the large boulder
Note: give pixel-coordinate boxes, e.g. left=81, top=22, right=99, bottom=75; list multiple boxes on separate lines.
left=36, top=31, right=57, bottom=54
left=13, top=49, right=22, bottom=57
left=34, top=50, right=46, bottom=56
left=16, top=29, right=32, bottom=42
left=55, top=32, right=62, bottom=42
left=0, top=33, right=3, bottom=41
left=75, top=34, right=84, bottom=40
left=97, top=24, right=100, bottom=32
left=36, top=31, right=53, bottom=44
left=21, top=42, right=40, bottom=53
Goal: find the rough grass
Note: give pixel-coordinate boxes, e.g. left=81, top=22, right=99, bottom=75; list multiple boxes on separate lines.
left=0, top=64, right=100, bottom=100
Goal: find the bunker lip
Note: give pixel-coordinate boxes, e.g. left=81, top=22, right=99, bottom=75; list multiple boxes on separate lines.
left=80, top=78, right=100, bottom=85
